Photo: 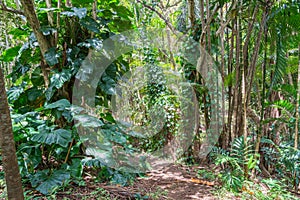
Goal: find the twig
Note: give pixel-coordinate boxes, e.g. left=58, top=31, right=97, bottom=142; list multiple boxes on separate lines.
left=0, top=0, right=24, bottom=15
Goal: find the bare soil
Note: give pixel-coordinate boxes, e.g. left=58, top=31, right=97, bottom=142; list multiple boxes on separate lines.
left=57, top=164, right=221, bottom=200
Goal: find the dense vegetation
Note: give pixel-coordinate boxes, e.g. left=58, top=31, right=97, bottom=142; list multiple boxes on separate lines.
left=0, top=0, right=299, bottom=199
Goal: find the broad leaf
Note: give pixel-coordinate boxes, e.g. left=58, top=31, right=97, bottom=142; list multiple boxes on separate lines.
left=31, top=170, right=70, bottom=195
left=0, top=45, right=21, bottom=62
left=73, top=7, right=87, bottom=19
left=7, top=86, right=24, bottom=102
left=74, top=114, right=104, bottom=127
left=31, top=67, right=44, bottom=86
left=80, top=17, right=100, bottom=33
left=45, top=47, right=59, bottom=66
left=27, top=87, right=43, bottom=102
left=31, top=129, right=72, bottom=147
left=61, top=7, right=87, bottom=19
left=49, top=69, right=72, bottom=89
left=45, top=99, right=71, bottom=110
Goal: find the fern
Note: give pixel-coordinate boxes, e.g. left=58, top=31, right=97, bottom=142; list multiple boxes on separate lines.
left=268, top=33, right=287, bottom=96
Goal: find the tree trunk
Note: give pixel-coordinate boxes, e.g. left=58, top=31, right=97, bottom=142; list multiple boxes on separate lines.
left=295, top=43, right=300, bottom=150
left=20, top=0, right=52, bottom=87
left=0, top=68, right=24, bottom=200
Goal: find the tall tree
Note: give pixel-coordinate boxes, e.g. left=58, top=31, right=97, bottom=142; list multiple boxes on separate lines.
left=19, top=0, right=52, bottom=87
left=0, top=67, right=24, bottom=200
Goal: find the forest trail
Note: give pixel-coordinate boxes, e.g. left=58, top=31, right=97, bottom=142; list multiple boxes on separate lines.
left=133, top=164, right=219, bottom=200
left=54, top=164, right=222, bottom=200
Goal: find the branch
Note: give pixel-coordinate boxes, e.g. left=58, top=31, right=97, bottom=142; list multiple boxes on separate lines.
left=200, top=3, right=220, bottom=43
left=0, top=0, right=24, bottom=15
left=136, top=0, right=176, bottom=34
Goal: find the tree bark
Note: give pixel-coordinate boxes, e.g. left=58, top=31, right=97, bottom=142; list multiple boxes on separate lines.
left=187, top=0, right=195, bottom=30
left=20, top=0, right=52, bottom=87
left=295, top=43, right=300, bottom=149
left=0, top=68, right=24, bottom=200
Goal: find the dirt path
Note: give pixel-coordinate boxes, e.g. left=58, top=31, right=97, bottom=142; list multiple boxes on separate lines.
left=21, top=164, right=221, bottom=199
left=133, top=164, right=219, bottom=200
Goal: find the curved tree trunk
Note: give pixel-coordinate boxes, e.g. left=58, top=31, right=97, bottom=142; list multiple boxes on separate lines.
left=0, top=68, right=24, bottom=200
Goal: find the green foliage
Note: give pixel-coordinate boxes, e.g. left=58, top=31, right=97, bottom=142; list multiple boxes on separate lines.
left=0, top=0, right=137, bottom=196
left=1, top=0, right=300, bottom=198
left=0, top=45, right=22, bottom=62
left=31, top=128, right=72, bottom=148
left=29, top=169, right=70, bottom=195
left=261, top=139, right=300, bottom=189
left=211, top=137, right=258, bottom=192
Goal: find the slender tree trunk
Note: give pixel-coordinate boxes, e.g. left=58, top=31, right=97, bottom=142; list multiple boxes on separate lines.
left=227, top=19, right=235, bottom=145
left=246, top=8, right=268, bottom=106
left=55, top=0, right=61, bottom=46
left=206, top=0, right=211, bottom=54
left=0, top=68, right=24, bottom=200
left=220, top=6, right=227, bottom=149
left=45, top=0, right=54, bottom=26
left=45, top=0, right=55, bottom=46
left=199, top=0, right=205, bottom=47
left=20, top=0, right=52, bottom=87
left=254, top=6, right=269, bottom=156
left=295, top=43, right=300, bottom=150
left=233, top=13, right=242, bottom=139
left=187, top=0, right=195, bottom=30
left=242, top=49, right=248, bottom=178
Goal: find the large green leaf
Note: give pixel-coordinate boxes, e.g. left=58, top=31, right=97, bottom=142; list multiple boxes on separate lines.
left=73, top=114, right=104, bottom=127
left=80, top=17, right=100, bottom=33
left=26, top=87, right=43, bottom=102
left=7, top=86, right=24, bottom=102
left=45, top=86, right=57, bottom=101
left=45, top=47, right=59, bottom=66
left=99, top=71, right=116, bottom=95
left=0, top=45, right=22, bottom=62
left=66, top=159, right=83, bottom=178
left=61, top=7, right=87, bottom=19
left=45, top=99, right=71, bottom=110
left=31, top=129, right=72, bottom=147
left=30, top=170, right=70, bottom=195
left=73, top=7, right=87, bottom=19
left=49, top=69, right=72, bottom=89
left=31, top=67, right=45, bottom=86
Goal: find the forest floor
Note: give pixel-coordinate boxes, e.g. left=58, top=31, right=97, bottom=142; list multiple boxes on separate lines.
left=1, top=163, right=299, bottom=199
left=0, top=164, right=239, bottom=200
left=56, top=164, right=229, bottom=200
